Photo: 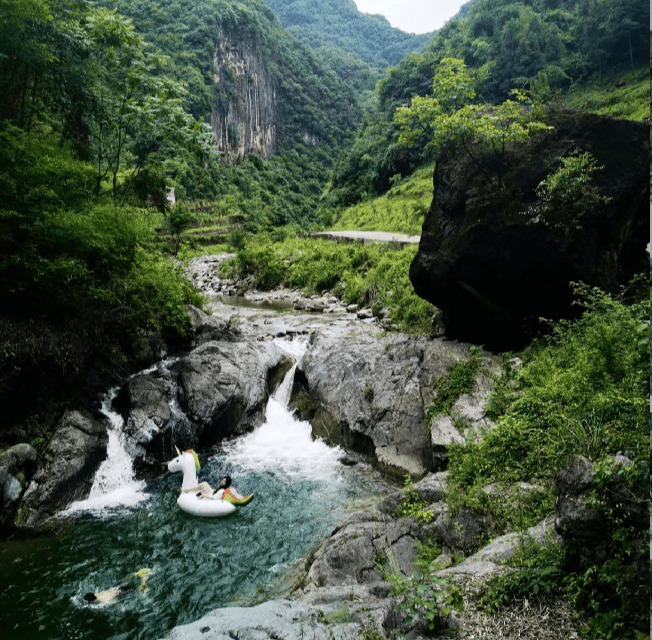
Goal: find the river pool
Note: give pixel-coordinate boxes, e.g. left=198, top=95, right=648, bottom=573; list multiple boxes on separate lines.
left=0, top=341, right=383, bottom=640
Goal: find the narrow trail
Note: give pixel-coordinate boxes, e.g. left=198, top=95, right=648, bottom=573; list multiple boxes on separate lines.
left=312, top=230, right=420, bottom=245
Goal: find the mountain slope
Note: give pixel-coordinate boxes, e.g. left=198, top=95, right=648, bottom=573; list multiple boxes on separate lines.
left=263, top=0, right=433, bottom=67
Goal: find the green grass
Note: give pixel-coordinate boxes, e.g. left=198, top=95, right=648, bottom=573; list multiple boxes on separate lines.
left=220, top=233, right=434, bottom=333
left=329, top=163, right=433, bottom=235
left=560, top=66, right=649, bottom=121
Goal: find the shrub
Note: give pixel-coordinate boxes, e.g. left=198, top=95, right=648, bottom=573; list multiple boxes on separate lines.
left=478, top=536, right=566, bottom=613
left=427, top=350, right=481, bottom=418
left=395, top=475, right=434, bottom=523
left=382, top=548, right=463, bottom=635
left=115, top=247, right=204, bottom=338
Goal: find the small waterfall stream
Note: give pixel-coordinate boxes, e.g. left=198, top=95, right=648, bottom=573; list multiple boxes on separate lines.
left=0, top=338, right=379, bottom=640
left=64, top=390, right=148, bottom=515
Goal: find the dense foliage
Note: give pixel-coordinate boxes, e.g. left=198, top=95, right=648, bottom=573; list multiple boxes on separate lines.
left=0, top=0, right=208, bottom=442
left=262, top=0, right=431, bottom=67
left=445, top=281, right=649, bottom=637
left=93, top=0, right=363, bottom=227
left=328, top=0, right=649, bottom=205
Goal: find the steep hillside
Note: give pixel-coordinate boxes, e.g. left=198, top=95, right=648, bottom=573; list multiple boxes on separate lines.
left=99, top=0, right=360, bottom=162
left=263, top=0, right=433, bottom=67
left=328, top=0, right=650, bottom=206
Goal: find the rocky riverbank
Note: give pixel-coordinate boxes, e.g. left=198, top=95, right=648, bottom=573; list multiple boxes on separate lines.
left=3, top=253, right=642, bottom=640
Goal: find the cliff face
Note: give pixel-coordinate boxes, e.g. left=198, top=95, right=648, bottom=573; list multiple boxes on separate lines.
left=211, top=28, right=280, bottom=163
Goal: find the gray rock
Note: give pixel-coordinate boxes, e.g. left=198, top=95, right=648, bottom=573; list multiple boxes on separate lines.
left=186, top=305, right=243, bottom=346
left=292, top=329, right=485, bottom=479
left=437, top=515, right=558, bottom=581
left=21, top=411, right=108, bottom=526
left=0, top=443, right=38, bottom=496
left=413, top=472, right=448, bottom=503
left=305, top=510, right=424, bottom=591
left=116, top=340, right=292, bottom=471
left=115, top=374, right=173, bottom=437
left=159, top=599, right=363, bottom=640
left=0, top=442, right=39, bottom=528
left=172, top=340, right=290, bottom=442
left=432, top=507, right=484, bottom=554
left=555, top=454, right=647, bottom=569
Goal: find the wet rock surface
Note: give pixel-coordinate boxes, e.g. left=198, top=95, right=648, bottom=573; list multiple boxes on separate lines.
left=20, top=410, right=108, bottom=528
left=114, top=337, right=293, bottom=477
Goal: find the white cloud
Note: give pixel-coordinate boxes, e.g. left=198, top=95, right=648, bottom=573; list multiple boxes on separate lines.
left=353, top=0, right=468, bottom=34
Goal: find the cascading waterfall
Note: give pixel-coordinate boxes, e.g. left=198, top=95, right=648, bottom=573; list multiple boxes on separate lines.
left=63, top=389, right=148, bottom=514
left=224, top=338, right=343, bottom=481
left=0, top=337, right=374, bottom=640
left=66, top=338, right=338, bottom=513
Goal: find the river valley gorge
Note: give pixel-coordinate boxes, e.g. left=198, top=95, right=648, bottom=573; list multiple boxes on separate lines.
left=1, top=249, right=647, bottom=640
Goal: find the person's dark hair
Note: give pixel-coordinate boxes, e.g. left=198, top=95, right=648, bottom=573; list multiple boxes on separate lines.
left=83, top=593, right=98, bottom=603
left=219, top=476, right=232, bottom=489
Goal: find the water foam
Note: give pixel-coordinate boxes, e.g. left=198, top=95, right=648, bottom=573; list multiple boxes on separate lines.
left=223, top=338, right=343, bottom=481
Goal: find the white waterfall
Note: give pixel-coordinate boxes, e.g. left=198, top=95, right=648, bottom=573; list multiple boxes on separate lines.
left=63, top=389, right=148, bottom=515
left=222, top=338, right=344, bottom=481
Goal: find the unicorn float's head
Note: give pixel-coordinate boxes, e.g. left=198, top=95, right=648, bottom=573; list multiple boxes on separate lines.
left=168, top=447, right=201, bottom=489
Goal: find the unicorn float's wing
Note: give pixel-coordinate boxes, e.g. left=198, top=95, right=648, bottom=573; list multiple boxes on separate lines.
left=222, top=487, right=255, bottom=506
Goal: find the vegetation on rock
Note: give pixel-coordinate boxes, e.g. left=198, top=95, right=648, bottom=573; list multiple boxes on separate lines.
left=445, top=281, right=649, bottom=638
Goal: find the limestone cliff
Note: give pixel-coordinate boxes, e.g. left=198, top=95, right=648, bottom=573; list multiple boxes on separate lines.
left=209, top=17, right=358, bottom=165
left=211, top=28, right=279, bottom=163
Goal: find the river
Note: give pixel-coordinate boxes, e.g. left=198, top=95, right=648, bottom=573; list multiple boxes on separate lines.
left=0, top=338, right=385, bottom=640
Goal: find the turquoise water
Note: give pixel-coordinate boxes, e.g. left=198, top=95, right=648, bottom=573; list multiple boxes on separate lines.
left=0, top=468, right=359, bottom=639
left=0, top=347, right=382, bottom=639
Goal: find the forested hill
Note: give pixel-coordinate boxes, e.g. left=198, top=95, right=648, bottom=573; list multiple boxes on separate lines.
left=96, top=0, right=360, bottom=154
left=262, top=0, right=432, bottom=67
left=327, top=0, right=650, bottom=205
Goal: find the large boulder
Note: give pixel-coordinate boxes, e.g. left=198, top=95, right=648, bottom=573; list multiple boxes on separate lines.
left=292, top=329, right=497, bottom=478
left=20, top=410, right=108, bottom=526
left=410, top=112, right=649, bottom=350
left=159, top=599, right=364, bottom=640
left=170, top=340, right=291, bottom=441
left=292, top=329, right=477, bottom=479
left=304, top=509, right=424, bottom=589
left=113, top=339, right=293, bottom=475
left=555, top=454, right=648, bottom=570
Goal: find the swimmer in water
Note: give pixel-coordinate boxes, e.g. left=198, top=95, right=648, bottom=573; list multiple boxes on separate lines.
left=83, top=568, right=151, bottom=604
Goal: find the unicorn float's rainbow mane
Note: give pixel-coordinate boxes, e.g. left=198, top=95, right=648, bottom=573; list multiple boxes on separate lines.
left=175, top=446, right=200, bottom=472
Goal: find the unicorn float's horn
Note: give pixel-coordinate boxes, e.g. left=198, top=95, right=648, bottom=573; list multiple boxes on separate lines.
left=175, top=445, right=181, bottom=456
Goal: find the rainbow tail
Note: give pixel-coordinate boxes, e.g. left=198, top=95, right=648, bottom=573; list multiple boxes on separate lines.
left=222, top=487, right=255, bottom=506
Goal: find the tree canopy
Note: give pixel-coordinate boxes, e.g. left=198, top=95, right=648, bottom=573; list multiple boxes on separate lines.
left=327, top=0, right=649, bottom=206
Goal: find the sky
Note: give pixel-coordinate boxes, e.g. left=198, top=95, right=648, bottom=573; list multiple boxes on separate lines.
left=353, top=0, right=469, bottom=34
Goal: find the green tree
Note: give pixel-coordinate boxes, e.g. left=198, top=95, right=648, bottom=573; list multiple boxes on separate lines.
left=85, top=8, right=212, bottom=202
left=393, top=58, right=546, bottom=176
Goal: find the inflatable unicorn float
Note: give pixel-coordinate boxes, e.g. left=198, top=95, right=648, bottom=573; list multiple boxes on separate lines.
left=168, top=448, right=254, bottom=517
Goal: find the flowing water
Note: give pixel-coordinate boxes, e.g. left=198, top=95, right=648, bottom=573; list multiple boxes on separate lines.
left=0, top=339, right=383, bottom=640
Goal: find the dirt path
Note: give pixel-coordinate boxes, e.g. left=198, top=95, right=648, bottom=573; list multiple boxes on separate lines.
left=312, top=230, right=420, bottom=245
